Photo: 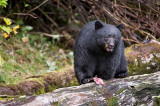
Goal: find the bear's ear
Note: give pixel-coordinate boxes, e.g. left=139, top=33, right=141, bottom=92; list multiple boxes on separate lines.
left=95, top=21, right=103, bottom=30
left=116, top=23, right=124, bottom=31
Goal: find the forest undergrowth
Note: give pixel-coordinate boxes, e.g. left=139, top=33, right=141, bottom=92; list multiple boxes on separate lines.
left=0, top=34, right=73, bottom=84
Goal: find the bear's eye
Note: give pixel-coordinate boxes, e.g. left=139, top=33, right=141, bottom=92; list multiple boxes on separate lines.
left=113, top=35, right=116, bottom=39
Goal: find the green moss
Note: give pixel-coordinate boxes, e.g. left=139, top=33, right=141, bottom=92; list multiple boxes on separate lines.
left=27, top=77, right=45, bottom=86
left=36, top=87, right=46, bottom=95
left=52, top=102, right=60, bottom=106
left=66, top=79, right=79, bottom=87
left=125, top=45, right=133, bottom=56
left=0, top=98, right=4, bottom=101
left=14, top=96, right=28, bottom=102
left=48, top=85, right=58, bottom=92
left=106, top=96, right=118, bottom=106
left=0, top=94, right=20, bottom=102
left=128, top=54, right=160, bottom=76
left=154, top=96, right=160, bottom=106
left=125, top=42, right=160, bottom=76
left=0, top=83, right=8, bottom=87
left=116, top=88, right=124, bottom=94
left=22, top=77, right=47, bottom=95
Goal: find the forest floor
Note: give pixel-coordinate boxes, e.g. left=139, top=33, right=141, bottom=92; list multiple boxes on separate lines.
left=0, top=33, right=73, bottom=84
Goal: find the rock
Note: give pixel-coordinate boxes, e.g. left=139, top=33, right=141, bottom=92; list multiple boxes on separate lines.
left=125, top=42, right=160, bottom=75
left=2, top=71, right=160, bottom=106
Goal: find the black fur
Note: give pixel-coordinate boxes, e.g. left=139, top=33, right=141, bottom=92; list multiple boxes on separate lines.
left=74, top=20, right=128, bottom=84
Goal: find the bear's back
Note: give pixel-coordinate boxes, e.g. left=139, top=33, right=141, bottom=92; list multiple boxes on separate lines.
left=74, top=21, right=96, bottom=46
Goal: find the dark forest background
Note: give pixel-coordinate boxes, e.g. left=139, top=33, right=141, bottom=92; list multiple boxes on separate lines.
left=1, top=0, right=160, bottom=46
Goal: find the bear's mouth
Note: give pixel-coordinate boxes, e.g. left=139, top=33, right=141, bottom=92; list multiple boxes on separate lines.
left=106, top=48, right=114, bottom=52
left=105, top=44, right=114, bottom=52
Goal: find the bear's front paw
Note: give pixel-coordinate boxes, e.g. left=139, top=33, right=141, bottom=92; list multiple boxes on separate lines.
left=81, top=78, right=89, bottom=84
left=81, top=78, right=94, bottom=84
left=115, top=72, right=128, bottom=78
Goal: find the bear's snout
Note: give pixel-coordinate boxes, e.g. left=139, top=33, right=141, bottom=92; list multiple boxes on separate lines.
left=105, top=43, right=114, bottom=52
left=109, top=45, right=114, bottom=49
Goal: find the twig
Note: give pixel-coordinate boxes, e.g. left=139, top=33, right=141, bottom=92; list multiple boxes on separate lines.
left=102, top=7, right=156, bottom=39
left=14, top=13, right=37, bottom=18
left=33, top=32, right=55, bottom=37
left=123, top=38, right=140, bottom=43
left=29, top=0, right=49, bottom=12
left=38, top=8, right=59, bottom=30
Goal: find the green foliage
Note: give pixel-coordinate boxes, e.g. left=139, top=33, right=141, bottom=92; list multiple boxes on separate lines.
left=0, top=25, right=12, bottom=34
left=21, top=26, right=33, bottom=33
left=0, top=33, right=73, bottom=84
left=68, top=51, right=73, bottom=59
left=0, top=18, right=20, bottom=38
left=23, top=1, right=29, bottom=7
left=20, top=25, right=33, bottom=37
left=0, top=55, right=4, bottom=67
left=0, top=0, right=8, bottom=7
left=46, top=61, right=58, bottom=72
left=20, top=26, right=33, bottom=41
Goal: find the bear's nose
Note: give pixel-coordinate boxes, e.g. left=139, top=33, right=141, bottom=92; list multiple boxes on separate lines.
left=109, top=45, right=114, bottom=49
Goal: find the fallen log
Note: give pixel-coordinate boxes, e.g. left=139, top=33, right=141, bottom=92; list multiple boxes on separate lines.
left=2, top=71, right=160, bottom=106
left=0, top=66, right=77, bottom=96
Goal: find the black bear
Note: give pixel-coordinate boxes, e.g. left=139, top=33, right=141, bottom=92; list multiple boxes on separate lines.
left=74, top=20, right=128, bottom=85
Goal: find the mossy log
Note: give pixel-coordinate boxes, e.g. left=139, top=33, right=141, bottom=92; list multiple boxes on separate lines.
left=2, top=71, right=160, bottom=106
left=125, top=41, right=160, bottom=75
left=0, top=66, right=77, bottom=96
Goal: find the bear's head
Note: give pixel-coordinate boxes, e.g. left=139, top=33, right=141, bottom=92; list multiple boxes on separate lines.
left=95, top=21, right=124, bottom=52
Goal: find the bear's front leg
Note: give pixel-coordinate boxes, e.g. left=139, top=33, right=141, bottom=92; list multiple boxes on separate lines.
left=97, top=69, right=116, bottom=80
left=75, top=66, right=94, bottom=84
left=115, top=53, right=128, bottom=78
